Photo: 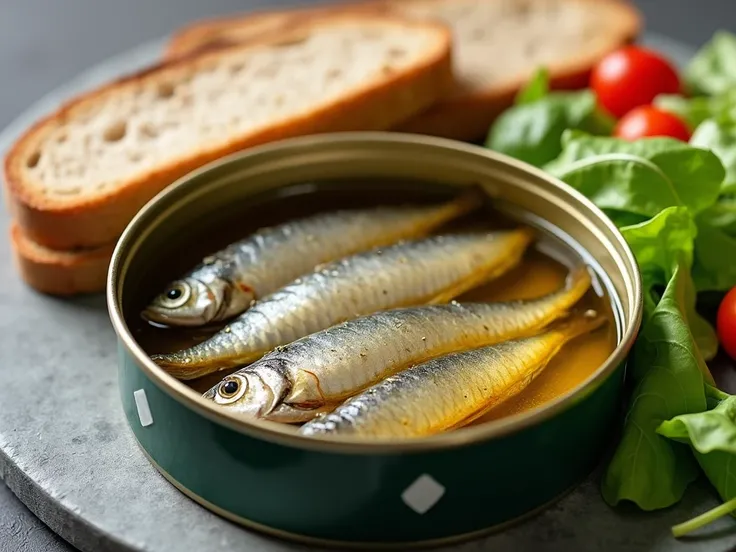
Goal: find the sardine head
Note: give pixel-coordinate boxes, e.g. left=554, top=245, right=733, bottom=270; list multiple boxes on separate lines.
left=203, top=369, right=288, bottom=419
left=141, top=277, right=232, bottom=327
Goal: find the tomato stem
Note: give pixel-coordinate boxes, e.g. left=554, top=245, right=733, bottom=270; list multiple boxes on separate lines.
left=672, top=496, right=736, bottom=538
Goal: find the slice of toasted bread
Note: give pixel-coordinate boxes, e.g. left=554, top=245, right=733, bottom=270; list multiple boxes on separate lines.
left=390, top=0, right=641, bottom=140
left=165, top=0, right=641, bottom=141
left=10, top=224, right=113, bottom=295
left=5, top=13, right=453, bottom=250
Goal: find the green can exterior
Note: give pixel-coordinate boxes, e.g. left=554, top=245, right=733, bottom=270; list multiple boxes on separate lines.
left=118, top=343, right=626, bottom=545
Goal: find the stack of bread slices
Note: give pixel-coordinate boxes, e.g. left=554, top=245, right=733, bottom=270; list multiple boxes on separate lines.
left=4, top=0, right=640, bottom=296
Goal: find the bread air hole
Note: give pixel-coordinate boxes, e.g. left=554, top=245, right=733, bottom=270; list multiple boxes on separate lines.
left=230, top=61, right=246, bottom=74
left=139, top=123, right=159, bottom=140
left=326, top=67, right=342, bottom=81
left=56, top=186, right=82, bottom=196
left=387, top=47, right=407, bottom=59
left=512, top=1, right=532, bottom=16
left=271, top=35, right=309, bottom=49
left=26, top=151, right=41, bottom=169
left=103, top=121, right=127, bottom=143
left=470, top=28, right=486, bottom=41
left=156, top=82, right=176, bottom=99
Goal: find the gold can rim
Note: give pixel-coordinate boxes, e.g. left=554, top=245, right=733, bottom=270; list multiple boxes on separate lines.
left=107, top=131, right=643, bottom=455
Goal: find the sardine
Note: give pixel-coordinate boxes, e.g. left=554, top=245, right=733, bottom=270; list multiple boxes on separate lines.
left=203, top=266, right=592, bottom=422
left=153, top=229, right=535, bottom=379
left=141, top=190, right=483, bottom=327
left=300, top=311, right=606, bottom=439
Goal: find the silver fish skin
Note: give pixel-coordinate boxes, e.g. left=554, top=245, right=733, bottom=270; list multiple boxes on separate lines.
left=202, top=267, right=592, bottom=422
left=299, top=311, right=606, bottom=439
left=153, top=229, right=535, bottom=379
left=141, top=191, right=483, bottom=327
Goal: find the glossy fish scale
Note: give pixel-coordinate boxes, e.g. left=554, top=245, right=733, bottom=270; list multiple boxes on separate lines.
left=204, top=267, right=592, bottom=422
left=143, top=190, right=482, bottom=326
left=153, top=229, right=534, bottom=379
left=300, top=313, right=607, bottom=439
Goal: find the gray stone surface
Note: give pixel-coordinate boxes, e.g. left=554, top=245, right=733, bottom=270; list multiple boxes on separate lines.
left=1, top=2, right=736, bottom=552
left=0, top=483, right=71, bottom=552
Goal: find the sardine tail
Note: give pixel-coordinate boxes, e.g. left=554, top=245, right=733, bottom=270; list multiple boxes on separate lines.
left=447, top=186, right=487, bottom=218
left=551, top=309, right=608, bottom=341
left=150, top=353, right=220, bottom=381
left=565, top=265, right=593, bottom=293
left=554, top=265, right=593, bottom=309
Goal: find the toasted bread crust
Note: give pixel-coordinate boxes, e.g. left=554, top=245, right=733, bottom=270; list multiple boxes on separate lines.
left=10, top=224, right=113, bottom=295
left=165, top=2, right=381, bottom=60
left=4, top=13, right=454, bottom=250
left=164, top=0, right=642, bottom=142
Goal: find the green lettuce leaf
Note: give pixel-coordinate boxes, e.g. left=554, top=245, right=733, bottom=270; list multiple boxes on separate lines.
left=691, top=118, right=736, bottom=193
left=685, top=31, right=736, bottom=96
left=654, top=91, right=736, bottom=130
left=601, top=207, right=717, bottom=510
left=546, top=131, right=724, bottom=215
left=693, top=213, right=736, bottom=292
left=657, top=388, right=736, bottom=535
left=602, top=261, right=709, bottom=510
left=546, top=131, right=734, bottom=296
left=701, top=196, right=736, bottom=236
left=658, top=387, right=736, bottom=454
left=515, top=67, right=549, bottom=105
left=485, top=92, right=614, bottom=168
left=620, top=210, right=718, bottom=362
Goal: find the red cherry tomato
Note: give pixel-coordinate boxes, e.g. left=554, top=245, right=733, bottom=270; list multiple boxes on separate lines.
left=591, top=46, right=682, bottom=118
left=613, top=106, right=692, bottom=141
left=718, top=287, right=736, bottom=361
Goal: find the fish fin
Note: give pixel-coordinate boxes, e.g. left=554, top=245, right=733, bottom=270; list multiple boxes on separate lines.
left=264, top=402, right=338, bottom=424
left=448, top=372, right=544, bottom=431
left=426, top=228, right=536, bottom=304
left=446, top=404, right=502, bottom=431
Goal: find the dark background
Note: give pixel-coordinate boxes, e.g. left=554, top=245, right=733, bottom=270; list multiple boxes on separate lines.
left=1, top=0, right=735, bottom=550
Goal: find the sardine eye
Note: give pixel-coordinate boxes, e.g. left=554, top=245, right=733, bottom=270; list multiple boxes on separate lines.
left=158, top=282, right=191, bottom=309
left=166, top=288, right=182, bottom=300
left=219, top=377, right=242, bottom=399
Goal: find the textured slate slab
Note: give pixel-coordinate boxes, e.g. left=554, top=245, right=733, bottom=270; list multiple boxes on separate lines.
left=1, top=29, right=735, bottom=552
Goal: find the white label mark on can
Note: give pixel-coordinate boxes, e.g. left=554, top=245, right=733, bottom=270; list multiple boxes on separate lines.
left=401, top=474, right=445, bottom=514
left=133, top=389, right=154, bottom=427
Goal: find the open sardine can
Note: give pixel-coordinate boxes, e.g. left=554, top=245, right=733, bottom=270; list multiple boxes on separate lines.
left=107, top=132, right=643, bottom=548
